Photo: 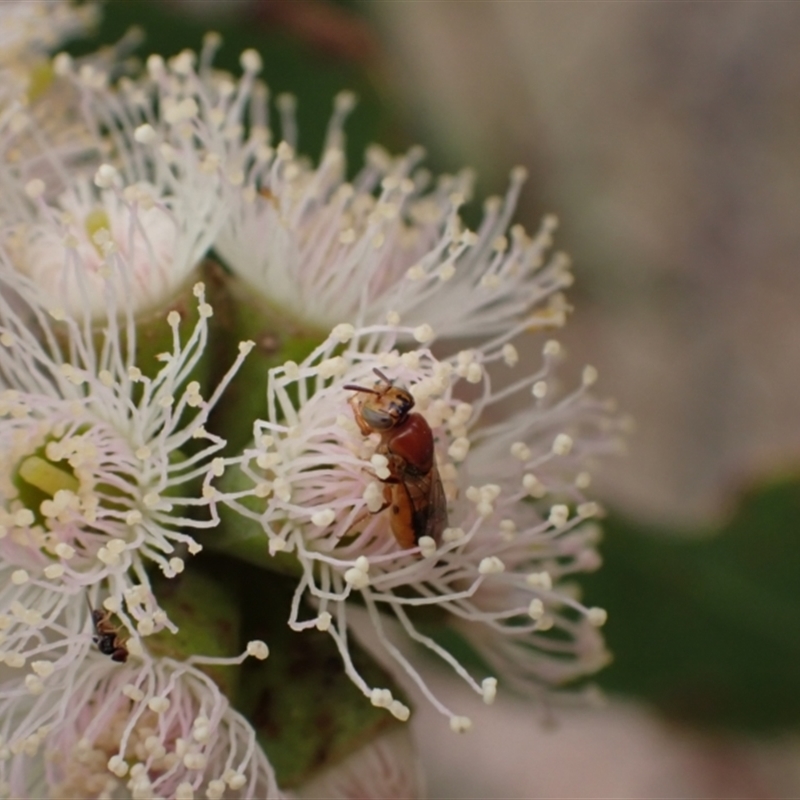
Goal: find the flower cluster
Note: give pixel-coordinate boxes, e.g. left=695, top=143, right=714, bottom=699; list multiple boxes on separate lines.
left=0, top=4, right=619, bottom=797
left=219, top=321, right=617, bottom=731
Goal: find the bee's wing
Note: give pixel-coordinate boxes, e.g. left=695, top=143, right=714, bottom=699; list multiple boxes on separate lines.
left=404, top=463, right=449, bottom=545
left=423, top=463, right=449, bottom=544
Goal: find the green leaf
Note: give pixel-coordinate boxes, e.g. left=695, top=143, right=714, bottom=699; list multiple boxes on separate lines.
left=229, top=563, right=408, bottom=789
left=582, top=473, right=800, bottom=733
left=205, top=267, right=325, bottom=456
left=148, top=568, right=242, bottom=698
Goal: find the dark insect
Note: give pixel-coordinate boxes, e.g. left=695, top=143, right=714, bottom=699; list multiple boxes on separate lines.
left=345, top=368, right=448, bottom=549
left=88, top=601, right=129, bottom=663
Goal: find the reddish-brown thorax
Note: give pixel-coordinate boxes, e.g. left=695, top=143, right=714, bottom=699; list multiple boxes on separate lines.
left=381, top=413, right=434, bottom=474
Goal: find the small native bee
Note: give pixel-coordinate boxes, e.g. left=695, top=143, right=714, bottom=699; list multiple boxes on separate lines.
left=88, top=600, right=129, bottom=663
left=345, top=369, right=448, bottom=549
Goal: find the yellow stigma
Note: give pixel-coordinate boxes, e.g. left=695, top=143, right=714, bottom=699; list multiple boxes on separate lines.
left=26, top=60, right=55, bottom=103
left=18, top=455, right=80, bottom=497
left=84, top=208, right=112, bottom=255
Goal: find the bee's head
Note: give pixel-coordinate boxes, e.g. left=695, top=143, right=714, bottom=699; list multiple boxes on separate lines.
left=345, top=369, right=415, bottom=430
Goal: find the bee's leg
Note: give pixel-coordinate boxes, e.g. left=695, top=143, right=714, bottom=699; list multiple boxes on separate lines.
left=340, top=476, right=401, bottom=540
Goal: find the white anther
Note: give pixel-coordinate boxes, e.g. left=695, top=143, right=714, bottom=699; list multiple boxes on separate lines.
left=522, top=473, right=546, bottom=498
left=11, top=570, right=29, bottom=585
left=481, top=677, right=497, bottom=705
left=240, top=48, right=262, bottom=72
left=448, top=437, right=470, bottom=462
left=94, top=164, right=119, bottom=189
left=478, top=556, right=505, bottom=575
left=531, top=381, right=547, bottom=399
left=418, top=536, right=437, bottom=558
left=442, top=527, right=464, bottom=542
left=31, top=660, right=54, bottom=678
left=168, top=557, right=185, bottom=575
left=587, top=607, right=608, bottom=627
left=413, top=324, right=434, bottom=343
left=331, top=323, right=355, bottom=343
left=176, top=782, right=195, bottom=800
left=25, top=179, right=45, bottom=199
left=226, top=775, right=247, bottom=792
left=206, top=779, right=226, bottom=800
left=107, top=754, right=129, bottom=777
left=247, top=640, right=269, bottom=660
left=548, top=504, right=569, bottom=527
left=134, top=123, right=157, bottom=144
left=123, top=684, right=144, bottom=702
left=370, top=453, right=391, bottom=480
left=183, top=751, right=207, bottom=770
left=466, top=363, right=483, bottom=383
left=389, top=700, right=410, bottom=721
left=526, top=571, right=552, bottom=591
left=311, top=509, right=336, bottom=528
left=137, top=617, right=155, bottom=636
left=316, top=612, right=332, bottom=631
left=543, top=340, right=561, bottom=357
left=552, top=433, right=573, bottom=455
left=344, top=566, right=370, bottom=590
left=528, top=598, right=545, bottom=620
left=370, top=688, right=393, bottom=708
left=502, top=343, right=518, bottom=366
left=269, top=537, right=287, bottom=555
left=147, top=696, right=170, bottom=714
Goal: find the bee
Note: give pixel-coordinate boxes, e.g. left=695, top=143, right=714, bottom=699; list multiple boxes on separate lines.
left=87, top=600, right=129, bottom=663
left=345, top=368, right=448, bottom=549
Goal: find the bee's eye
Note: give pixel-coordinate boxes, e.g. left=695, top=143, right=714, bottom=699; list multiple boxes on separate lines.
left=362, top=407, right=395, bottom=430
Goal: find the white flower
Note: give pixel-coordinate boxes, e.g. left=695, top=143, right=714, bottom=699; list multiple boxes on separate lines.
left=0, top=45, right=233, bottom=321
left=0, top=651, right=281, bottom=800
left=0, top=265, right=252, bottom=657
left=217, top=323, right=619, bottom=728
left=122, top=37, right=573, bottom=340
left=216, top=107, right=571, bottom=338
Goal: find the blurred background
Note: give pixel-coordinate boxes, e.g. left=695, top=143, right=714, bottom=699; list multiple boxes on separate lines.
left=76, top=1, right=800, bottom=796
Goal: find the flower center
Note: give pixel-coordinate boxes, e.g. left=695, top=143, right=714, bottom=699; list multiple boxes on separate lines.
left=83, top=208, right=112, bottom=258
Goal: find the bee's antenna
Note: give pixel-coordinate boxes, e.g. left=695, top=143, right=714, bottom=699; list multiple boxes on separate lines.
left=372, top=368, right=393, bottom=384
left=344, top=383, right=380, bottom=395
